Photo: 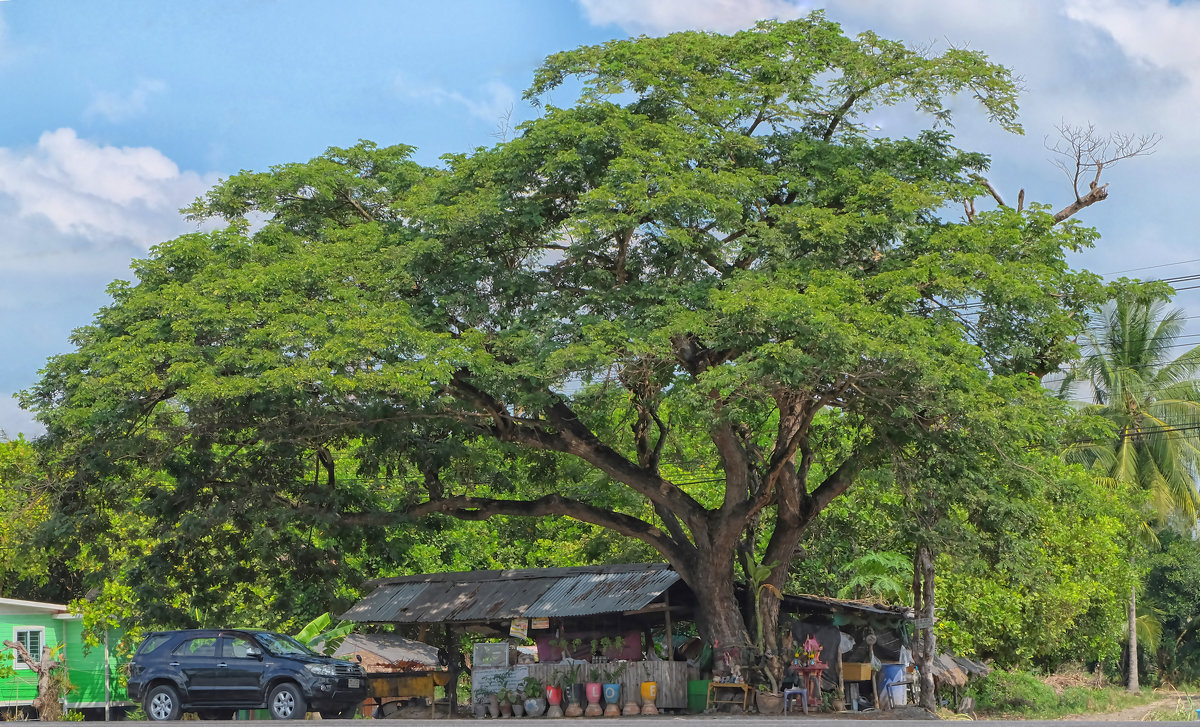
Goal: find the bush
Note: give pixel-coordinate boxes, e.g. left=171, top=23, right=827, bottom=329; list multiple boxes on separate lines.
left=966, top=670, right=1058, bottom=716
left=966, top=668, right=1151, bottom=718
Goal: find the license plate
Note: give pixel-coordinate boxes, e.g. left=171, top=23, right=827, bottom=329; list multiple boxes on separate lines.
left=347, top=678, right=361, bottom=689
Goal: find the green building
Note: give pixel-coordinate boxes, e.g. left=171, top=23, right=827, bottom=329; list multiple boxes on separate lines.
left=0, top=597, right=128, bottom=716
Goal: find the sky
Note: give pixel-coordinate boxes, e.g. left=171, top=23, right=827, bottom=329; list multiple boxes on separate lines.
left=1, top=0, right=1199, bottom=436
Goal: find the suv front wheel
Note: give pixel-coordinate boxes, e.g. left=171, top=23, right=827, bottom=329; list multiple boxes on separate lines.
left=268, top=682, right=306, bottom=720
left=145, top=684, right=182, bottom=721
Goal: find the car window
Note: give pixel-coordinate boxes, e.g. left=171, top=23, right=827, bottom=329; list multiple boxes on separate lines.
left=225, top=637, right=258, bottom=659
left=254, top=632, right=318, bottom=657
left=137, top=635, right=173, bottom=656
left=173, top=637, right=217, bottom=657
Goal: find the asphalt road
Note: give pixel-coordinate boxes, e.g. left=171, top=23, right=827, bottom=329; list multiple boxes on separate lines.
left=26, top=721, right=1168, bottom=726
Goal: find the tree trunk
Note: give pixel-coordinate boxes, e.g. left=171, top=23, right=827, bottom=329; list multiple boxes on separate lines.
left=686, top=552, right=753, bottom=673
left=913, top=546, right=937, bottom=711
left=1127, top=584, right=1139, bottom=693
left=3, top=640, right=62, bottom=721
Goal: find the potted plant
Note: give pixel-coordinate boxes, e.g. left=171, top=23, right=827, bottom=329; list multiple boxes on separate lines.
left=639, top=680, right=658, bottom=716
left=604, top=636, right=625, bottom=660
left=589, top=639, right=605, bottom=663
left=584, top=666, right=604, bottom=717
left=545, top=676, right=564, bottom=719
left=601, top=663, right=625, bottom=717
left=472, top=689, right=490, bottom=719
left=561, top=662, right=585, bottom=717
left=499, top=688, right=514, bottom=718
left=757, top=684, right=784, bottom=715
left=522, top=676, right=547, bottom=718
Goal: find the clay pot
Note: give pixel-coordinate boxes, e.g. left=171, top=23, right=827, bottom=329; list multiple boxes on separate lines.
left=487, top=694, right=500, bottom=718
left=757, top=691, right=784, bottom=715
left=622, top=696, right=640, bottom=716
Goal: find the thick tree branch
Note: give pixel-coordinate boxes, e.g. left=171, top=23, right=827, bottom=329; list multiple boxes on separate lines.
left=344, top=493, right=691, bottom=562
left=449, top=369, right=707, bottom=531
left=808, top=451, right=869, bottom=514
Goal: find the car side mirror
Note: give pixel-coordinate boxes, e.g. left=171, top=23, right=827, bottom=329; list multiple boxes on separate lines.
left=246, top=648, right=263, bottom=660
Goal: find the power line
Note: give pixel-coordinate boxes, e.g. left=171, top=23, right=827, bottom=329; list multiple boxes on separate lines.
left=1101, top=258, right=1200, bottom=277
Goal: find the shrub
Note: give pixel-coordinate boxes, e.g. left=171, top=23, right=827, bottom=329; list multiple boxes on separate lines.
left=966, top=670, right=1057, bottom=716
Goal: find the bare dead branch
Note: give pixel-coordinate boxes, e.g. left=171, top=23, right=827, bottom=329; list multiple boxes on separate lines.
left=1047, top=122, right=1159, bottom=221
left=979, top=177, right=1006, bottom=207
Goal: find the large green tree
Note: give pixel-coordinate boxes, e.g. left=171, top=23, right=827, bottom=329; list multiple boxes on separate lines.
left=25, top=15, right=1112, bottom=662
left=1060, top=296, right=1200, bottom=691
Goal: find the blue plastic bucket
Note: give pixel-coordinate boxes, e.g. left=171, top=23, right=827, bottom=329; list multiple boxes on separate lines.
left=880, top=664, right=906, bottom=687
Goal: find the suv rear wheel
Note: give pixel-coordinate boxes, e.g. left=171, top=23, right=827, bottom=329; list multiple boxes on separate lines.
left=145, top=684, right=182, bottom=721
left=268, top=682, right=306, bottom=720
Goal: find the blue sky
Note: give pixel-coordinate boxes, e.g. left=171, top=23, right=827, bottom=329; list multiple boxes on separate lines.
left=2, top=0, right=1200, bottom=435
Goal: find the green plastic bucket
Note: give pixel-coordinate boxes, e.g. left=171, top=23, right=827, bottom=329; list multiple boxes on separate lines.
left=687, top=680, right=709, bottom=713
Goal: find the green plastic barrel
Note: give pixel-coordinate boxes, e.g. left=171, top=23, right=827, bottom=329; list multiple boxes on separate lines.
left=687, top=680, right=709, bottom=713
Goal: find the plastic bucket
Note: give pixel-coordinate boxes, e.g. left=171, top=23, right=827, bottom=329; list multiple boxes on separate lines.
left=687, top=680, right=709, bottom=712
left=880, top=664, right=905, bottom=687
left=880, top=664, right=907, bottom=706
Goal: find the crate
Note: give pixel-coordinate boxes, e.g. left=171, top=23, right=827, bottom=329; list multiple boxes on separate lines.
left=842, top=662, right=873, bottom=681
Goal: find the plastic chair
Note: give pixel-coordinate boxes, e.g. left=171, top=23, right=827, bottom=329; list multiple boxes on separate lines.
left=783, top=687, right=808, bottom=715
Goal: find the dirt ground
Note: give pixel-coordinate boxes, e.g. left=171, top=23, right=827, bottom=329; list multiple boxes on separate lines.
left=1060, top=691, right=1196, bottom=721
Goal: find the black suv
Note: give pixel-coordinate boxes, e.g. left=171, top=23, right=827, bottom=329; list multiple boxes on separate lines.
left=127, top=629, right=367, bottom=721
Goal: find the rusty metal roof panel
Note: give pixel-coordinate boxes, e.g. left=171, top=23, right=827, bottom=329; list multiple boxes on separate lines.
left=343, top=563, right=678, bottom=624
left=526, top=568, right=680, bottom=618
left=340, top=582, right=428, bottom=622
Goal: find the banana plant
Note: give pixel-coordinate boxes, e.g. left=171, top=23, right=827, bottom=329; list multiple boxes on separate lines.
left=294, top=612, right=355, bottom=655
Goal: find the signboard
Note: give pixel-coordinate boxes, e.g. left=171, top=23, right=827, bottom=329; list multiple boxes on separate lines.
left=912, top=617, right=934, bottom=629
left=509, top=618, right=529, bottom=639
left=531, top=617, right=550, bottom=630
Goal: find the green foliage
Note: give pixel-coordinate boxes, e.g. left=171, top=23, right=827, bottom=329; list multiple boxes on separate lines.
left=1060, top=296, right=1200, bottom=527
left=521, top=676, right=544, bottom=699
left=965, top=670, right=1059, bottom=716
left=966, top=669, right=1151, bottom=718
left=17, top=13, right=1115, bottom=652
left=0, top=437, right=52, bottom=593
left=797, top=446, right=1135, bottom=668
left=837, top=551, right=911, bottom=603
left=294, top=611, right=354, bottom=655
left=1144, top=533, right=1200, bottom=683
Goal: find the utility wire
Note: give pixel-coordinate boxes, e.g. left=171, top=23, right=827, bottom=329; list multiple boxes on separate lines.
left=1101, top=258, right=1200, bottom=276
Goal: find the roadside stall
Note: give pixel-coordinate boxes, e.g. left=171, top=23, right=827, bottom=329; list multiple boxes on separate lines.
left=341, top=564, right=697, bottom=716
left=334, top=633, right=450, bottom=718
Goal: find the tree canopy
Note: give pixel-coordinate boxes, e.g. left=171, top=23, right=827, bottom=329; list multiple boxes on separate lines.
left=24, top=13, right=1114, bottom=654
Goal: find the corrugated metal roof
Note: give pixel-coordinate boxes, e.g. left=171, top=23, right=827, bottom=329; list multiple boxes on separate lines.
left=781, top=592, right=914, bottom=619
left=527, top=568, right=681, bottom=617
left=342, top=563, right=680, bottom=624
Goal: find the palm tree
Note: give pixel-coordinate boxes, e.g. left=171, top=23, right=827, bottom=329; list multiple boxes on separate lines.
left=1060, top=296, right=1200, bottom=692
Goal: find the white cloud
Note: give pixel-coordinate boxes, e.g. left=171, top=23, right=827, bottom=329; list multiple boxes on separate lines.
left=577, top=0, right=811, bottom=34
left=0, top=130, right=218, bottom=437
left=0, top=128, right=216, bottom=250
left=85, top=78, right=167, bottom=122
left=395, top=75, right=518, bottom=126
